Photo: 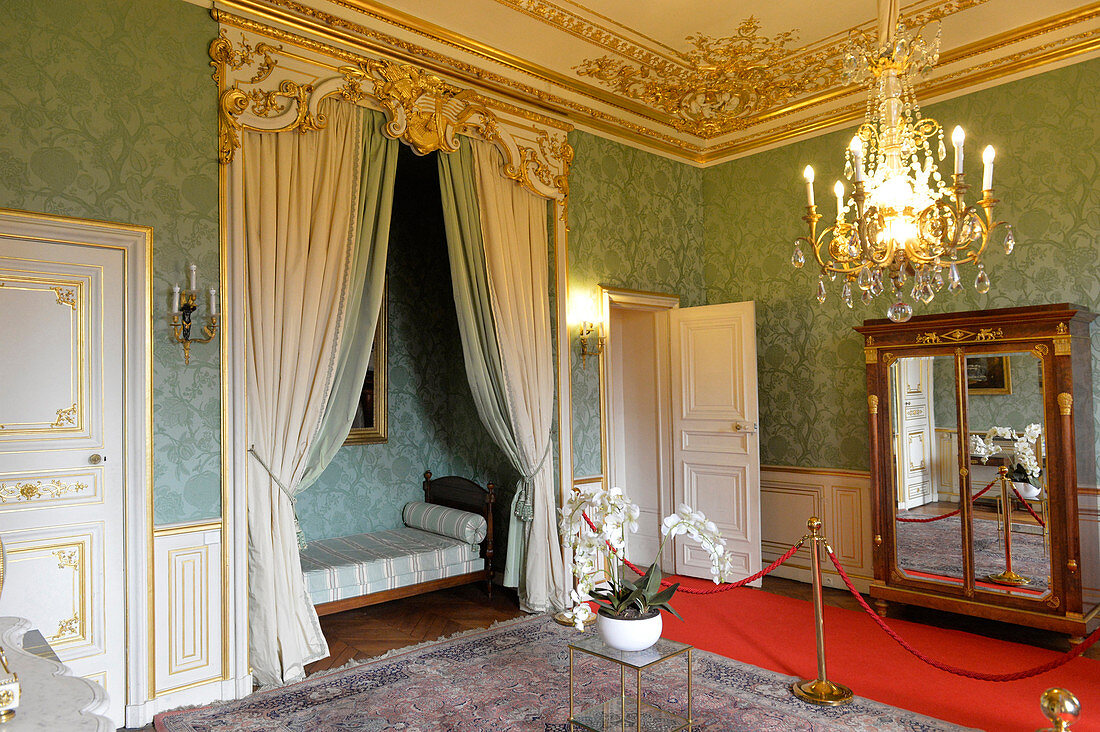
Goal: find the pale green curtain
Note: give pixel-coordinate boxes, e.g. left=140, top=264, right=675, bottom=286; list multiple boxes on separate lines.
left=438, top=138, right=566, bottom=612
left=301, top=110, right=399, bottom=490
left=438, top=140, right=523, bottom=583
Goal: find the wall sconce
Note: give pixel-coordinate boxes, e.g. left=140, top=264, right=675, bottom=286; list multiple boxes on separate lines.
left=170, top=263, right=219, bottom=364
left=579, top=320, right=604, bottom=366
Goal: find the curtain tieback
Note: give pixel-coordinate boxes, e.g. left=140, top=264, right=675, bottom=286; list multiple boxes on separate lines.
left=515, top=442, right=552, bottom=523
left=248, top=446, right=308, bottom=550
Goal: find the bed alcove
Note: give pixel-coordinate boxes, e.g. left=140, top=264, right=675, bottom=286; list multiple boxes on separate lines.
left=296, top=144, right=520, bottom=584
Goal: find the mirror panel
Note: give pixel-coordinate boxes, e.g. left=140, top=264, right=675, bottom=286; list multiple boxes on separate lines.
left=891, top=354, right=965, bottom=586
left=966, top=351, right=1050, bottom=601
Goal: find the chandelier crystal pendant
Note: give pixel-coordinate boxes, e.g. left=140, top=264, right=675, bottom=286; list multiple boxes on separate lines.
left=791, top=3, right=1014, bottom=323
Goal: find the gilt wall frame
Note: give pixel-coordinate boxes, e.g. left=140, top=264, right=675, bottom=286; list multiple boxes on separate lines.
left=211, top=10, right=577, bottom=675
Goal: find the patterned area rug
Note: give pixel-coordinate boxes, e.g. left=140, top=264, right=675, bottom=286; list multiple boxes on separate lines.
left=155, top=615, right=974, bottom=731
left=896, top=514, right=1050, bottom=591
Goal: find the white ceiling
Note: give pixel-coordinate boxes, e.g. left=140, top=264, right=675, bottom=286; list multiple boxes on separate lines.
left=219, top=0, right=1100, bottom=163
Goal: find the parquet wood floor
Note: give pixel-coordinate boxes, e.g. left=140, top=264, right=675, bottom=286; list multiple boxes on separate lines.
left=304, top=583, right=526, bottom=674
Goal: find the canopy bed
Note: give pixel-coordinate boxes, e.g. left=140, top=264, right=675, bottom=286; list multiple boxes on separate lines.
left=303, top=472, right=495, bottom=616
left=211, top=18, right=572, bottom=685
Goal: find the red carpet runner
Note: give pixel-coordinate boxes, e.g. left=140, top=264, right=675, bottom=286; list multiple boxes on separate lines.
left=658, top=577, right=1100, bottom=731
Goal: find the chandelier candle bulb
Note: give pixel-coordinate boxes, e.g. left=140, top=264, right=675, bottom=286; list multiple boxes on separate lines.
left=952, top=126, right=965, bottom=175
left=834, top=182, right=845, bottom=221
left=848, top=137, right=865, bottom=182
left=982, top=145, right=995, bottom=190
left=804, top=165, right=815, bottom=206
left=171, top=284, right=180, bottom=314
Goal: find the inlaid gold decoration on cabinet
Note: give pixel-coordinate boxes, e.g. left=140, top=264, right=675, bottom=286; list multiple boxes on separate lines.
left=0, top=469, right=100, bottom=511
left=0, top=275, right=86, bottom=436
left=210, top=28, right=571, bottom=215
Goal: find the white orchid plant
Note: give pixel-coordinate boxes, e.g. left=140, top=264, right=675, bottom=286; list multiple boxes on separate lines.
left=559, top=483, right=735, bottom=630
left=969, top=422, right=1043, bottom=483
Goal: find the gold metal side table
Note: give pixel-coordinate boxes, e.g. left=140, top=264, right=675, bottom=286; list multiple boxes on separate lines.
left=568, top=635, right=693, bottom=732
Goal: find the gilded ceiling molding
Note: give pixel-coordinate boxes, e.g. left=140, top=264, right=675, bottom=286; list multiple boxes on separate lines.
left=575, top=18, right=840, bottom=138
left=215, top=0, right=1099, bottom=165
left=209, top=29, right=572, bottom=214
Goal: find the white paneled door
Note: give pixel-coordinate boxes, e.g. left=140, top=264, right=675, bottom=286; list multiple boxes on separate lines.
left=892, top=357, right=934, bottom=510
left=0, top=234, right=127, bottom=726
left=669, top=301, right=761, bottom=583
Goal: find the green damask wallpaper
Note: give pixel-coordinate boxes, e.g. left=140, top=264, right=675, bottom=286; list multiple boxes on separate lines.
left=567, top=132, right=705, bottom=476
left=0, top=0, right=221, bottom=522
left=703, top=58, right=1100, bottom=477
left=298, top=147, right=518, bottom=545
left=932, top=353, right=1044, bottom=434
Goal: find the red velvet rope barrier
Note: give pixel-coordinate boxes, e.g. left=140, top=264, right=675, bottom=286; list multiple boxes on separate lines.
left=579, top=511, right=804, bottom=594
left=895, top=478, right=998, bottom=523
left=826, top=548, right=1100, bottom=681
left=1009, top=485, right=1046, bottom=528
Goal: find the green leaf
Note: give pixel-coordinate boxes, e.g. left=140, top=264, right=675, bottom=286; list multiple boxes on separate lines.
left=650, top=583, right=680, bottom=605
left=644, top=563, right=663, bottom=595
left=659, top=602, right=684, bottom=621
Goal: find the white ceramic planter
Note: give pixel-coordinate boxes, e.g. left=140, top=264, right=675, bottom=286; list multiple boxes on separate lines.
left=596, top=611, right=662, bottom=652
left=1012, top=481, right=1041, bottom=500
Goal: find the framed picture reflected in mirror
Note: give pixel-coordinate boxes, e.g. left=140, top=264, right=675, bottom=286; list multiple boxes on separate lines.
left=966, top=354, right=1012, bottom=395
left=345, top=292, right=387, bottom=445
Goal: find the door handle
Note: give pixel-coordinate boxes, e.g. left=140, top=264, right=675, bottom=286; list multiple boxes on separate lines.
left=88, top=453, right=105, bottom=465
left=732, top=422, right=757, bottom=433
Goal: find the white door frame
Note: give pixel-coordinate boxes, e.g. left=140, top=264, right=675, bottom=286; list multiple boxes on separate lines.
left=0, top=208, right=153, bottom=718
left=598, top=286, right=679, bottom=567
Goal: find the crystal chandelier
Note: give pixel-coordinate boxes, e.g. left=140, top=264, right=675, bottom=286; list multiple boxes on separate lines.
left=790, top=4, right=1014, bottom=323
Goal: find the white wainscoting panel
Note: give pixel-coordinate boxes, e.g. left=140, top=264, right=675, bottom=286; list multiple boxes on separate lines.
left=153, top=521, right=223, bottom=698
left=1080, top=492, right=1100, bottom=607
left=760, top=466, right=872, bottom=592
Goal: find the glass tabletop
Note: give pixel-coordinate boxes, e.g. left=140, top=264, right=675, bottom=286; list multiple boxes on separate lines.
left=568, top=635, right=692, bottom=669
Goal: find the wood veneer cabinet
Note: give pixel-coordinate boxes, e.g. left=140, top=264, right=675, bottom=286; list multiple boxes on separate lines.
left=856, top=304, right=1100, bottom=636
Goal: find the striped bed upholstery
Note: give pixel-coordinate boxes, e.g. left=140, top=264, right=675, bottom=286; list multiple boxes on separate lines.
left=402, top=501, right=487, bottom=544
left=300, top=527, right=484, bottom=605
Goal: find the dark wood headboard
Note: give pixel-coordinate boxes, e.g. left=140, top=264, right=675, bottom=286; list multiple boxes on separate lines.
left=422, top=471, right=495, bottom=567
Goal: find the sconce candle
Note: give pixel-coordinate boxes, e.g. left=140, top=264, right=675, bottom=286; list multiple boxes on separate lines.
left=188, top=263, right=197, bottom=291
left=803, top=165, right=815, bottom=206
left=171, top=284, right=181, bottom=313
left=209, top=287, right=219, bottom=316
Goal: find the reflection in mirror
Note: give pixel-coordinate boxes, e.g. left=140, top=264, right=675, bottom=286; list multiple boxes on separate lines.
left=966, top=351, right=1050, bottom=600
left=891, top=355, right=964, bottom=586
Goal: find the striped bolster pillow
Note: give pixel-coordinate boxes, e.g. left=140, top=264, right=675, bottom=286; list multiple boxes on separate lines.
left=403, top=501, right=487, bottom=544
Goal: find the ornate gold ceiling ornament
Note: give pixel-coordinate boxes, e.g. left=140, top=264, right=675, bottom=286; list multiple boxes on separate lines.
left=209, top=28, right=572, bottom=220
left=575, top=18, right=838, bottom=138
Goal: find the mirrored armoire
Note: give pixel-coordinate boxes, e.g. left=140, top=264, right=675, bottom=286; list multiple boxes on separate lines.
left=856, top=304, right=1100, bottom=637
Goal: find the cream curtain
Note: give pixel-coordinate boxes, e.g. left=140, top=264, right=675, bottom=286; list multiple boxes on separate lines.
left=236, top=99, right=369, bottom=686
left=301, top=112, right=399, bottom=491
left=439, top=138, right=568, bottom=613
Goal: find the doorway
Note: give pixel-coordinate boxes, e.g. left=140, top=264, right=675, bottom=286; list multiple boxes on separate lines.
left=601, top=288, right=762, bottom=583
left=602, top=288, right=678, bottom=570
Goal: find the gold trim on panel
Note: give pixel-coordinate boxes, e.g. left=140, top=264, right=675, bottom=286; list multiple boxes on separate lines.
left=166, top=546, right=210, bottom=677
left=0, top=476, right=90, bottom=504
left=153, top=520, right=223, bottom=538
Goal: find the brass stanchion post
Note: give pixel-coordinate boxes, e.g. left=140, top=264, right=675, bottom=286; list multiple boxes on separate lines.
left=988, top=466, right=1031, bottom=586
left=1038, top=688, right=1080, bottom=731
left=791, top=517, right=854, bottom=706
